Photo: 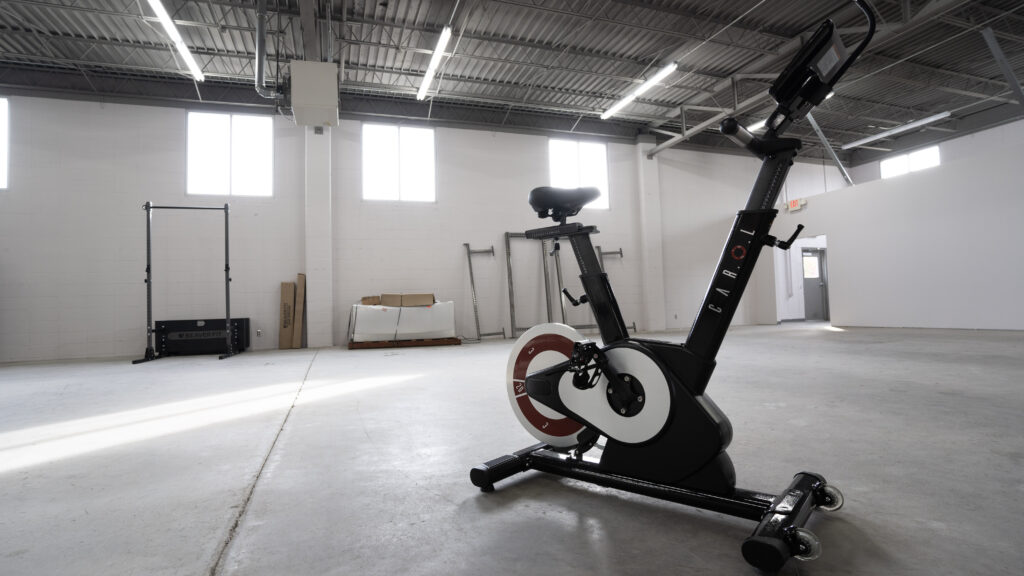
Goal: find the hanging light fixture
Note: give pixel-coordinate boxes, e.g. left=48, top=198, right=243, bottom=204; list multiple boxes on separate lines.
left=145, top=0, right=205, bottom=81
left=601, top=62, right=678, bottom=120
left=417, top=27, right=453, bottom=100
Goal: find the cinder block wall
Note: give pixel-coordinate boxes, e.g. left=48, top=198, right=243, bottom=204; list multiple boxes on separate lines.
left=5, top=95, right=1016, bottom=362
left=0, top=97, right=306, bottom=361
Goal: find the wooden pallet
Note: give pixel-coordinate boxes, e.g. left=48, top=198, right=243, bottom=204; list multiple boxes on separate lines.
left=348, top=337, right=462, bottom=350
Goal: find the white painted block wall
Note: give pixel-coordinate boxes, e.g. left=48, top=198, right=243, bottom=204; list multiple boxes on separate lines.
left=0, top=97, right=305, bottom=362
left=3, top=95, right=1020, bottom=363
left=330, top=121, right=645, bottom=344
left=773, top=142, right=1024, bottom=329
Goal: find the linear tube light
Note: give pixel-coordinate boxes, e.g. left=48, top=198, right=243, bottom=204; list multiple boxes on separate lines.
left=601, top=62, right=678, bottom=120
left=841, top=111, right=951, bottom=150
left=417, top=27, right=453, bottom=100
left=146, top=0, right=205, bottom=81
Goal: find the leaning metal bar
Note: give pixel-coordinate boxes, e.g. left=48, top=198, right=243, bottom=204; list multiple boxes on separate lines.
left=465, top=243, right=484, bottom=340
left=505, top=232, right=517, bottom=337
left=595, top=245, right=624, bottom=272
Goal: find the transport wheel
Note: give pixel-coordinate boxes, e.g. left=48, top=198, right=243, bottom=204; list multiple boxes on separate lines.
left=816, top=484, right=844, bottom=512
left=791, top=528, right=821, bottom=562
left=506, top=323, right=589, bottom=449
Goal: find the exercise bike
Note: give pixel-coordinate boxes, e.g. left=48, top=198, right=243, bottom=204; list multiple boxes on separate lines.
left=470, top=1, right=876, bottom=571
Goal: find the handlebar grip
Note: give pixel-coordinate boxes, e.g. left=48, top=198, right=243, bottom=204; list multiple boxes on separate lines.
left=720, top=117, right=754, bottom=148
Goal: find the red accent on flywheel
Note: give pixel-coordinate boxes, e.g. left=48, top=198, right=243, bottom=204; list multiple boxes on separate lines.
left=512, top=333, right=584, bottom=437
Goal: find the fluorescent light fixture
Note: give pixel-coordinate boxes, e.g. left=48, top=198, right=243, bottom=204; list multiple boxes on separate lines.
left=747, top=119, right=767, bottom=132
left=601, top=62, right=678, bottom=120
left=841, top=111, right=951, bottom=150
left=417, top=26, right=453, bottom=100
left=600, top=94, right=636, bottom=120
left=825, top=91, right=835, bottom=99
left=146, top=0, right=205, bottom=81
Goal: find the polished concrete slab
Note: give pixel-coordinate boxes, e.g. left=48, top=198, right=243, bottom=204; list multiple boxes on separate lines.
left=1, top=324, right=1022, bottom=575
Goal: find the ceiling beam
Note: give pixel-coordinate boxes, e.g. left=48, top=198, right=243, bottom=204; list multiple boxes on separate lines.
left=980, top=27, right=1024, bottom=106
left=489, top=0, right=778, bottom=56
left=3, top=0, right=256, bottom=33
left=608, top=0, right=792, bottom=42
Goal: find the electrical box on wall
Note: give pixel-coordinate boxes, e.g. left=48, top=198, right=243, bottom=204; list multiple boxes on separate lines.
left=290, top=60, right=339, bottom=127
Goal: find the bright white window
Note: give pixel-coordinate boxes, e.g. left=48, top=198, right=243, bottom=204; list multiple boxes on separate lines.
left=187, top=112, right=273, bottom=196
left=880, top=145, right=940, bottom=180
left=908, top=146, right=940, bottom=172
left=548, top=139, right=609, bottom=209
left=879, top=154, right=909, bottom=179
left=0, top=98, right=8, bottom=189
left=362, top=124, right=435, bottom=202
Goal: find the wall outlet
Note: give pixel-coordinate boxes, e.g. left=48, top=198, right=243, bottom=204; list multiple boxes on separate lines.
left=256, top=329, right=262, bottom=337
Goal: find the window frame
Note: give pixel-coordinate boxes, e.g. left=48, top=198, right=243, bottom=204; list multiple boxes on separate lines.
left=360, top=123, right=437, bottom=203
left=186, top=110, right=275, bottom=198
left=547, top=138, right=610, bottom=210
left=879, top=145, right=940, bottom=180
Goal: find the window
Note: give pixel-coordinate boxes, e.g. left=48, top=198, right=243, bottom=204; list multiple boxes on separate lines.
left=548, top=139, right=609, bottom=209
left=187, top=112, right=273, bottom=196
left=0, top=98, right=8, bottom=189
left=361, top=124, right=435, bottom=202
left=802, top=255, right=820, bottom=279
left=880, top=145, right=940, bottom=180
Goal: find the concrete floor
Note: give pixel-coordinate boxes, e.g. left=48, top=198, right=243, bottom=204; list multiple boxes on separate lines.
left=0, top=323, right=1021, bottom=575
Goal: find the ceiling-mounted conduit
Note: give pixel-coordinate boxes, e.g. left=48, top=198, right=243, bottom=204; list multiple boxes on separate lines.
left=255, top=0, right=284, bottom=100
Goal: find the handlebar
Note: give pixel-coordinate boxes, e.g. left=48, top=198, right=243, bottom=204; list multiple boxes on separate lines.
left=720, top=0, right=877, bottom=151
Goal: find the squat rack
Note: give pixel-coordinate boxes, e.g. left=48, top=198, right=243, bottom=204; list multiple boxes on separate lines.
left=133, top=202, right=235, bottom=364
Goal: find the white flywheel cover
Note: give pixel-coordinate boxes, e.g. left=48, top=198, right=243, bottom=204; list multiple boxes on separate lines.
left=507, top=324, right=672, bottom=446
left=559, top=346, right=671, bottom=444
left=506, top=323, right=587, bottom=448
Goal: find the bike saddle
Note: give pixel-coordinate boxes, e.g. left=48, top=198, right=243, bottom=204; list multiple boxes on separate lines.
left=529, top=186, right=600, bottom=223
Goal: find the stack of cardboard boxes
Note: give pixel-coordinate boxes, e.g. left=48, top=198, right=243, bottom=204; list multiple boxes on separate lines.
left=349, top=293, right=457, bottom=346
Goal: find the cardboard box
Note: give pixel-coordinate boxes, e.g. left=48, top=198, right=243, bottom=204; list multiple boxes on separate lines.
left=401, top=293, right=435, bottom=307
left=292, top=273, right=306, bottom=349
left=360, top=295, right=381, bottom=306
left=396, top=301, right=456, bottom=340
left=350, top=305, right=401, bottom=342
left=380, top=293, right=402, bottom=307
left=279, top=282, right=296, bottom=349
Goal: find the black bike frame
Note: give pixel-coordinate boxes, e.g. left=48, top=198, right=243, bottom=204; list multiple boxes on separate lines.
left=528, top=143, right=798, bottom=394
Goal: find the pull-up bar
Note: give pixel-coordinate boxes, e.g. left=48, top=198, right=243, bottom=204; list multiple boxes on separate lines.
left=133, top=201, right=236, bottom=363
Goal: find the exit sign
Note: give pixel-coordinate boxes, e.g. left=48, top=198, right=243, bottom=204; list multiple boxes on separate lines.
left=787, top=198, right=806, bottom=212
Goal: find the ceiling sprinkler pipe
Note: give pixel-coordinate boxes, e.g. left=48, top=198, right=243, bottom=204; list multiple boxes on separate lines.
left=255, top=0, right=284, bottom=100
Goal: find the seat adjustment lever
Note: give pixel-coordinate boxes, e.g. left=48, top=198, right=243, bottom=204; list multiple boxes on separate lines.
left=562, top=288, right=589, bottom=307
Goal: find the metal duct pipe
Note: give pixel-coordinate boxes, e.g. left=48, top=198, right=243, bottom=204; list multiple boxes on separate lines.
left=255, top=0, right=284, bottom=100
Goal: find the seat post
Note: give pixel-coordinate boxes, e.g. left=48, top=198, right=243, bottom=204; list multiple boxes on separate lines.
left=566, top=230, right=630, bottom=344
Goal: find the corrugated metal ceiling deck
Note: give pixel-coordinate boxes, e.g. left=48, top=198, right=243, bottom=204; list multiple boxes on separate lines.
left=0, top=0, right=1021, bottom=163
